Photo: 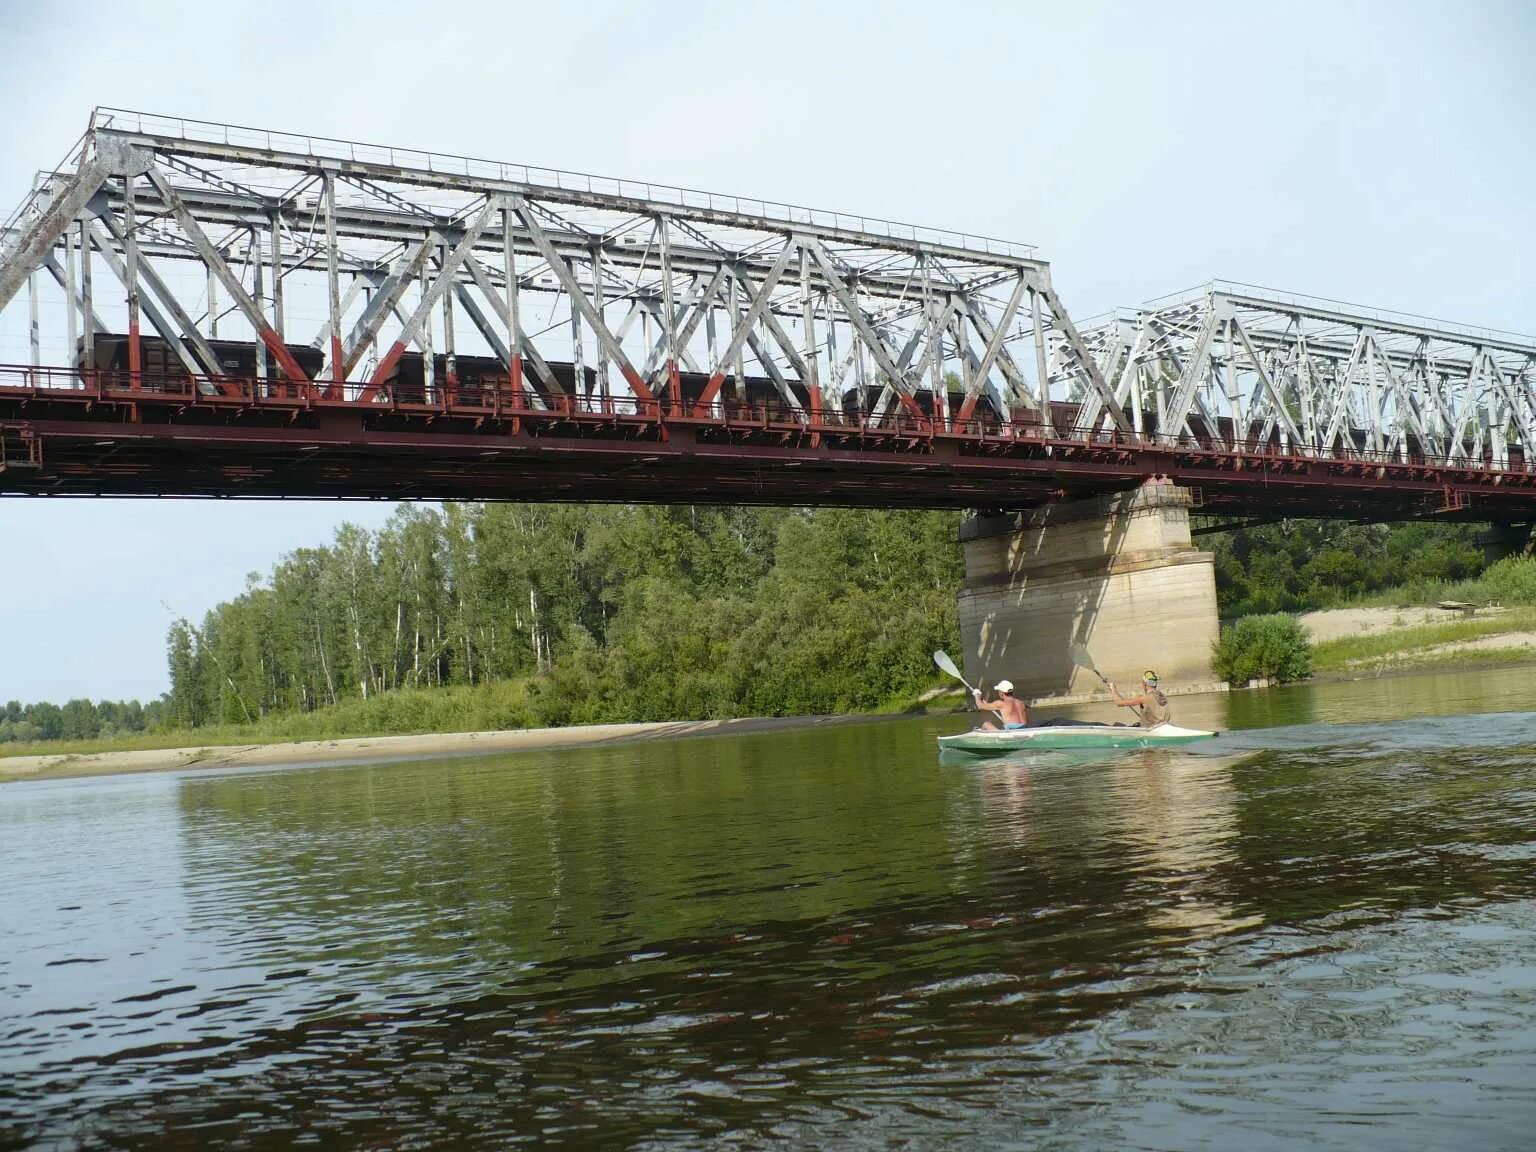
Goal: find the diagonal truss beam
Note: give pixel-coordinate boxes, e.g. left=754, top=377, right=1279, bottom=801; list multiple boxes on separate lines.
left=0, top=159, right=109, bottom=313
left=1036, top=280, right=1132, bottom=434
left=511, top=195, right=653, bottom=403
left=341, top=234, right=439, bottom=377
left=460, top=254, right=560, bottom=394
left=83, top=220, right=210, bottom=387
left=693, top=245, right=796, bottom=413
left=806, top=237, right=925, bottom=420
left=363, top=200, right=495, bottom=399
left=93, top=213, right=228, bottom=385
left=956, top=275, right=1028, bottom=422
left=722, top=265, right=810, bottom=413
left=143, top=164, right=311, bottom=383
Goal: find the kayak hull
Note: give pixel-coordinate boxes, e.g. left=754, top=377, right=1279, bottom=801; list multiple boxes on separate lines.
left=937, top=723, right=1216, bottom=756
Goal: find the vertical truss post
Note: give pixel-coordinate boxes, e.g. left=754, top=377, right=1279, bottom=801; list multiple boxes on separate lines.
left=420, top=260, right=435, bottom=403
left=924, top=257, right=940, bottom=402
left=207, top=265, right=219, bottom=340
left=1295, top=331, right=1314, bottom=456
left=947, top=311, right=966, bottom=430
left=591, top=242, right=608, bottom=406
left=658, top=214, right=679, bottom=408
left=501, top=205, right=522, bottom=402
left=269, top=212, right=285, bottom=340
left=1130, top=346, right=1145, bottom=437
left=568, top=258, right=585, bottom=399
left=27, top=269, right=39, bottom=368
left=1223, top=317, right=1243, bottom=451
left=123, top=173, right=141, bottom=389
left=853, top=300, right=870, bottom=420
left=442, top=244, right=458, bottom=394
left=252, top=229, right=267, bottom=385
left=799, top=248, right=820, bottom=421
left=63, top=225, right=78, bottom=372
left=1370, top=328, right=1394, bottom=454
left=727, top=274, right=743, bottom=407
left=78, top=218, right=93, bottom=373
left=825, top=294, right=840, bottom=404
left=323, top=170, right=343, bottom=397
left=704, top=287, right=719, bottom=372
left=1029, top=287, right=1051, bottom=435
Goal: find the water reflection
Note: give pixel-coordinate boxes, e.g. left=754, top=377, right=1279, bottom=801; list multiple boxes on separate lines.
left=1101, top=754, right=1263, bottom=937
left=4, top=670, right=1536, bottom=1148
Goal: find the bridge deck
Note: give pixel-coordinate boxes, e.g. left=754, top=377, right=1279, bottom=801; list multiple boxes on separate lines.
left=2, top=365, right=1531, bottom=519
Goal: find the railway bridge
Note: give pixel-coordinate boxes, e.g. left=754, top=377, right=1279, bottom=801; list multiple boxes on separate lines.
left=2, top=110, right=1533, bottom=695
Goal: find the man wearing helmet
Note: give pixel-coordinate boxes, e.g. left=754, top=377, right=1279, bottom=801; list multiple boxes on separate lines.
left=1111, top=670, right=1171, bottom=728
left=973, top=680, right=1030, bottom=730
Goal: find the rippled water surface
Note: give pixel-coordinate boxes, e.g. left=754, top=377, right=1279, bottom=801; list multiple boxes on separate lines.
left=5, top=667, right=1536, bottom=1149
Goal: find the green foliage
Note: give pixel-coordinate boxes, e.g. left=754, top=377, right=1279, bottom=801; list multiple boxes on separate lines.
left=15, top=509, right=1511, bottom=745
left=0, top=696, right=163, bottom=744
left=1469, top=555, right=1536, bottom=605
left=1212, top=614, right=1314, bottom=685
left=1213, top=520, right=1486, bottom=617
left=154, top=503, right=966, bottom=732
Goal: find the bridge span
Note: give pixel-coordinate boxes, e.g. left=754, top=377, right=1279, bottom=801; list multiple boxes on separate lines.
left=1, top=109, right=1533, bottom=521
left=3, top=110, right=1534, bottom=694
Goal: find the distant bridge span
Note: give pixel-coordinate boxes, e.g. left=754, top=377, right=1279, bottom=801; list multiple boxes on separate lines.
left=2, top=110, right=1533, bottom=520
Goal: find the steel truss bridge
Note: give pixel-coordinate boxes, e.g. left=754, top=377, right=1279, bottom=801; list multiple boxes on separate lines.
left=1, top=109, right=1533, bottom=518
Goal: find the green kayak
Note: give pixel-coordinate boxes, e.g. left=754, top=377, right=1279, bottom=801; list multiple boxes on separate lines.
left=937, top=723, right=1216, bottom=757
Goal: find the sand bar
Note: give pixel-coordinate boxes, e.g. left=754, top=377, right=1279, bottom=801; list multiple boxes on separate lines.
left=0, top=714, right=883, bottom=785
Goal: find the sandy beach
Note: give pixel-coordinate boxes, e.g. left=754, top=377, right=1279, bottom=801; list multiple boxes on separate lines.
left=0, top=714, right=884, bottom=785
left=1297, top=604, right=1509, bottom=644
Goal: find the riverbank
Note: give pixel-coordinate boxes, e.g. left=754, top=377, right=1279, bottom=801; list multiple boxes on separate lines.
left=0, top=713, right=888, bottom=785
left=1302, top=605, right=1536, bottom=675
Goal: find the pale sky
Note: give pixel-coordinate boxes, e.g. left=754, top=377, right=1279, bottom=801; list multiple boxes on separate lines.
left=0, top=0, right=1532, bottom=703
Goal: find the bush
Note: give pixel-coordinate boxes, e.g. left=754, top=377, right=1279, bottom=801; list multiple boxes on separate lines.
left=1471, top=555, right=1536, bottom=605
left=1212, top=614, right=1313, bottom=685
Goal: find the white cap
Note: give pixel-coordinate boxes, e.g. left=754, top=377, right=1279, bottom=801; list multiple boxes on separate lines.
left=995, top=679, right=1015, bottom=693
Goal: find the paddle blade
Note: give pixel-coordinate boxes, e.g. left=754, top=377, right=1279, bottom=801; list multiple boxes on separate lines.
left=1068, top=643, right=1097, bottom=671
left=933, top=650, right=964, bottom=681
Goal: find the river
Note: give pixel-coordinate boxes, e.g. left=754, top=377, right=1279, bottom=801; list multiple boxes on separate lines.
left=4, top=666, right=1536, bottom=1149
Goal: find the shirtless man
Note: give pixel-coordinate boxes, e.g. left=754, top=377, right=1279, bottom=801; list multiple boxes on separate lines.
left=1111, top=670, right=1171, bottom=728
left=973, top=680, right=1029, bottom=730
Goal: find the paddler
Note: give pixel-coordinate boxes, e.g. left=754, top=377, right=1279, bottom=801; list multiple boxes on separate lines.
left=1111, top=670, right=1171, bottom=728
left=973, top=680, right=1030, bottom=730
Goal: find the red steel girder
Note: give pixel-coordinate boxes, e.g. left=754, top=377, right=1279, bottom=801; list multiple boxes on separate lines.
left=4, top=366, right=1536, bottom=518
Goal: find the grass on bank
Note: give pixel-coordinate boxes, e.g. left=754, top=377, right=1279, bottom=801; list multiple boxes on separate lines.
left=0, top=676, right=965, bottom=763
left=1343, top=554, right=1536, bottom=611
left=1310, top=606, right=1536, bottom=672
left=0, top=679, right=544, bottom=761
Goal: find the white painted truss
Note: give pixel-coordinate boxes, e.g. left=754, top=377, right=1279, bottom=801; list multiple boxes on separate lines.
left=0, top=109, right=1119, bottom=428
left=1071, top=282, right=1536, bottom=465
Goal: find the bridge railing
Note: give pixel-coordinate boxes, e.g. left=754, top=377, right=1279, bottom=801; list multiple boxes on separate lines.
left=88, top=108, right=1039, bottom=263
left=1140, top=279, right=1536, bottom=350
left=3, top=362, right=1533, bottom=479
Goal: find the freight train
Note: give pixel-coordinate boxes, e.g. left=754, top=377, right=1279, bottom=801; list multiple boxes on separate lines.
left=65, top=334, right=1517, bottom=462
left=75, top=333, right=1010, bottom=427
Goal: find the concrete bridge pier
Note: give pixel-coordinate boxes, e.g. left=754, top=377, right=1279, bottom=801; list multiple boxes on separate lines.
left=1478, top=522, right=1533, bottom=567
left=957, top=481, right=1220, bottom=700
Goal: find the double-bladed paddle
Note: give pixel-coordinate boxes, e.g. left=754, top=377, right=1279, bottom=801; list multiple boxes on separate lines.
left=932, top=650, right=981, bottom=708
left=1069, top=643, right=1115, bottom=692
